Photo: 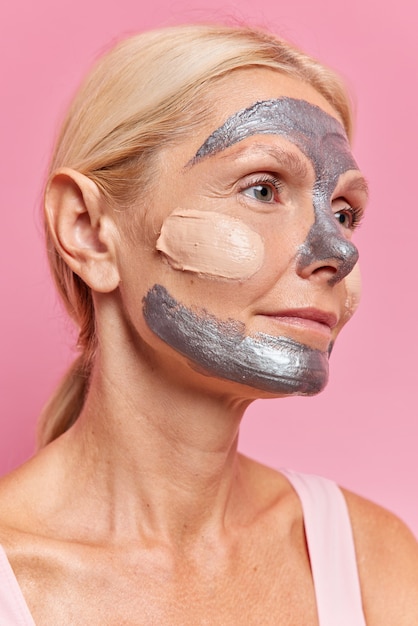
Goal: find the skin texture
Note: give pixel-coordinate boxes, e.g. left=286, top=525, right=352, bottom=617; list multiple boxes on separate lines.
left=0, top=68, right=416, bottom=626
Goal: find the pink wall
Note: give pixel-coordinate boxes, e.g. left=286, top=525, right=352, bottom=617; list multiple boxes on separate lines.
left=1, top=0, right=417, bottom=533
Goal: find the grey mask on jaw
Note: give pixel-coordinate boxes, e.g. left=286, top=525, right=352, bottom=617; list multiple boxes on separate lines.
left=143, top=285, right=328, bottom=395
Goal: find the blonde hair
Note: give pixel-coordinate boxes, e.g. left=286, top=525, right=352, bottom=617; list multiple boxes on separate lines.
left=38, top=23, right=354, bottom=448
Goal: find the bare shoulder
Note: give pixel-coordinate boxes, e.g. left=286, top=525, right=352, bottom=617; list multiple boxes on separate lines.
left=0, top=463, right=37, bottom=544
left=342, top=488, right=418, bottom=625
left=0, top=450, right=58, bottom=544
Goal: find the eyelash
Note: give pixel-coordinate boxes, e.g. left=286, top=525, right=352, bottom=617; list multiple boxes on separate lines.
left=334, top=204, right=365, bottom=230
left=239, top=174, right=283, bottom=201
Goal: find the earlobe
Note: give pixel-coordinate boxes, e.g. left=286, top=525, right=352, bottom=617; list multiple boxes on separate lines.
left=45, top=167, right=120, bottom=292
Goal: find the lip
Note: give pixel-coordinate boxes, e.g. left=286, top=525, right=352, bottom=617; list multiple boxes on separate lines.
left=262, top=308, right=338, bottom=335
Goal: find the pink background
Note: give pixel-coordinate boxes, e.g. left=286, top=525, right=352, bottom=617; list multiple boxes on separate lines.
left=1, top=0, right=417, bottom=533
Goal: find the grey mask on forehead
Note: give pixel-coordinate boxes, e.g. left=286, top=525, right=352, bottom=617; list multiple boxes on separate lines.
left=143, top=285, right=328, bottom=395
left=193, top=97, right=359, bottom=285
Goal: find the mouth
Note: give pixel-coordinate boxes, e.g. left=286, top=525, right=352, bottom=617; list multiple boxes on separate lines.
left=261, top=308, right=338, bottom=348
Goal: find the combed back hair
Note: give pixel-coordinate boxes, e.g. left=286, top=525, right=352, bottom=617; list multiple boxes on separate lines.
left=38, top=23, right=354, bottom=448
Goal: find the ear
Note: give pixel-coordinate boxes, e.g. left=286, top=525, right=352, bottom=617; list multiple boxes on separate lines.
left=45, top=167, right=120, bottom=292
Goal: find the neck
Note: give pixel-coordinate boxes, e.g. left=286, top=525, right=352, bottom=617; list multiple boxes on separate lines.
left=61, top=342, right=254, bottom=547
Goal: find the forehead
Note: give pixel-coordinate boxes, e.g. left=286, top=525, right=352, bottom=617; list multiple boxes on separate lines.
left=206, top=67, right=342, bottom=123
left=183, top=68, right=354, bottom=174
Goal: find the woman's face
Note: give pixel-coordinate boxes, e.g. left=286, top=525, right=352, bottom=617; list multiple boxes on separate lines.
left=116, top=68, right=368, bottom=398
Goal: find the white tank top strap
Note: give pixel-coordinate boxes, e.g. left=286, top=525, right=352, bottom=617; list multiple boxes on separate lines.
left=281, top=469, right=366, bottom=626
left=0, top=544, right=36, bottom=625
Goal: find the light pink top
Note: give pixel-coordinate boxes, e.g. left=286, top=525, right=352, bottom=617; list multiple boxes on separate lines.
left=0, top=545, right=35, bottom=625
left=282, top=469, right=366, bottom=625
left=0, top=471, right=366, bottom=625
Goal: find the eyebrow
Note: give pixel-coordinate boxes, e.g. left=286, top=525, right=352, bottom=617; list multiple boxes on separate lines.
left=185, top=142, right=310, bottom=181
left=221, top=143, right=310, bottom=178
left=340, top=176, right=370, bottom=201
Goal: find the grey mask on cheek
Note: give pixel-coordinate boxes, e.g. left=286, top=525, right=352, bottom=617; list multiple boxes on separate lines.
left=143, top=285, right=328, bottom=395
left=193, top=97, right=359, bottom=285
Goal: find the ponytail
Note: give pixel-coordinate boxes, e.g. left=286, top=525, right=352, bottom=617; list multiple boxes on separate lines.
left=37, top=270, right=96, bottom=448
left=37, top=352, right=92, bottom=449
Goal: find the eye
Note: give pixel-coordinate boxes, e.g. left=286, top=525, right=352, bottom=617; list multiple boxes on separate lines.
left=240, top=175, right=282, bottom=203
left=333, top=200, right=364, bottom=231
left=243, top=183, right=274, bottom=202
left=334, top=208, right=354, bottom=228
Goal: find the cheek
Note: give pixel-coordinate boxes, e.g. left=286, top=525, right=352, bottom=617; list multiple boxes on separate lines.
left=156, top=208, right=264, bottom=280
left=342, top=262, right=362, bottom=321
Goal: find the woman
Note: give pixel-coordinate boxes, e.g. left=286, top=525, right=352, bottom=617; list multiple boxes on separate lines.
left=0, top=23, right=416, bottom=625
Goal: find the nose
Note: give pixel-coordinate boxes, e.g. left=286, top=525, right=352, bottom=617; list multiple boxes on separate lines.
left=296, top=212, right=359, bottom=285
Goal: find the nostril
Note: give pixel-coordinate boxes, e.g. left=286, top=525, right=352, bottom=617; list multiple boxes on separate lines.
left=312, top=264, right=337, bottom=275
left=308, top=262, right=340, bottom=284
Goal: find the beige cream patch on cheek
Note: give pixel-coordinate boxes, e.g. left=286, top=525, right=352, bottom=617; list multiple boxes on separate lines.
left=342, top=262, right=362, bottom=321
left=156, top=208, right=264, bottom=280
